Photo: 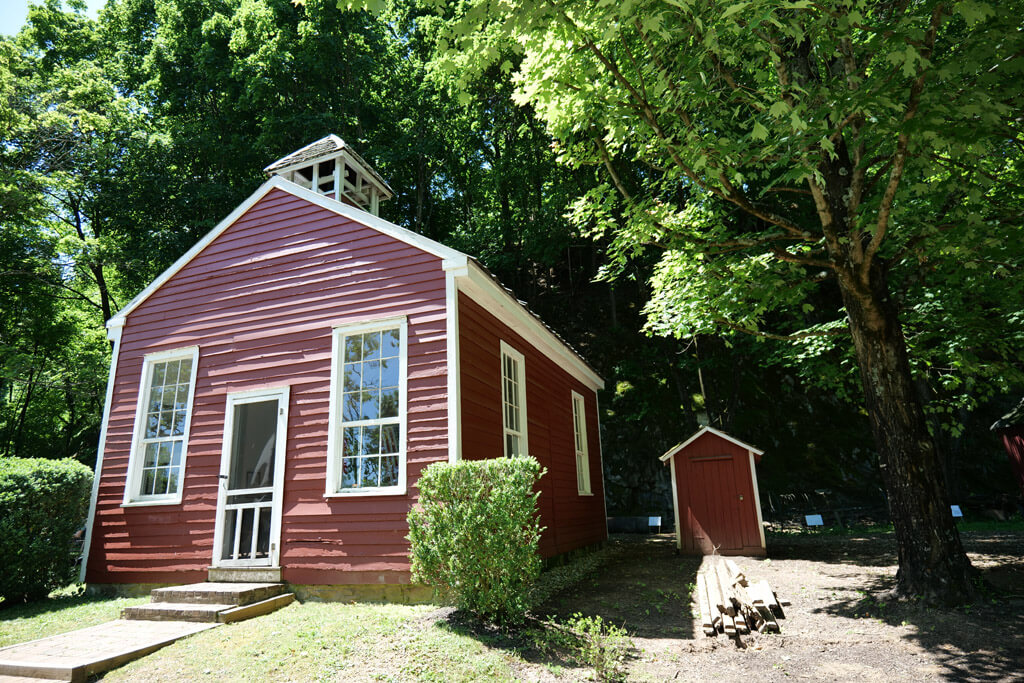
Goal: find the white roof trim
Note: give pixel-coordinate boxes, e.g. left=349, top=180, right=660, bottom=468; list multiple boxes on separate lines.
left=108, top=176, right=465, bottom=326
left=659, top=425, right=764, bottom=462
left=460, top=262, right=604, bottom=391
left=107, top=176, right=602, bottom=390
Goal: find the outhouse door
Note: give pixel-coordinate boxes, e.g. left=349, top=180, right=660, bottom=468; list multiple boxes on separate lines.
left=212, top=387, right=289, bottom=568
left=685, top=452, right=760, bottom=554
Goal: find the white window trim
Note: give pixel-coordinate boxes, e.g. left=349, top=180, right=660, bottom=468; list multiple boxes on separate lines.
left=326, top=315, right=408, bottom=497
left=572, top=390, right=592, bottom=496
left=122, top=346, right=200, bottom=507
left=500, top=340, right=528, bottom=458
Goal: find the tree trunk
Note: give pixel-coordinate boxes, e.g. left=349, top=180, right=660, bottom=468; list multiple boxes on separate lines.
left=839, top=264, right=976, bottom=605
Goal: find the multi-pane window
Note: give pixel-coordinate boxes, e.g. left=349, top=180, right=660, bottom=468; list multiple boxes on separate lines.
left=572, top=391, right=591, bottom=495
left=501, top=342, right=527, bottom=457
left=332, top=320, right=406, bottom=493
left=126, top=348, right=198, bottom=503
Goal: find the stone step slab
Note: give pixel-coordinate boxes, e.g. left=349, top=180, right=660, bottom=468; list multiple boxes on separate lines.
left=150, top=581, right=285, bottom=606
left=121, top=602, right=236, bottom=623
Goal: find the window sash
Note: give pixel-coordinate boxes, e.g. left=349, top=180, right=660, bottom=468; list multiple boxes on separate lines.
left=500, top=342, right=527, bottom=457
left=572, top=391, right=591, bottom=495
left=329, top=318, right=407, bottom=495
left=125, top=348, right=199, bottom=504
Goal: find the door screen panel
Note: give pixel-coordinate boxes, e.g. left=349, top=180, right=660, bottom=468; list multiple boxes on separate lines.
left=220, top=400, right=277, bottom=563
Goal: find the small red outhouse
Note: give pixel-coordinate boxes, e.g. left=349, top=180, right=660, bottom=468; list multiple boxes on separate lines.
left=660, top=427, right=766, bottom=556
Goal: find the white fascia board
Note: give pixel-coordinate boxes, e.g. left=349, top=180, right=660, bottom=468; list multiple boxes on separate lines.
left=109, top=176, right=465, bottom=326
left=79, top=322, right=124, bottom=582
left=659, top=425, right=765, bottom=462
left=456, top=261, right=604, bottom=392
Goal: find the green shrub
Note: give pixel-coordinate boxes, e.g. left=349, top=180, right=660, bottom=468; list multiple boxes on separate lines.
left=408, top=456, right=545, bottom=625
left=564, top=613, right=632, bottom=682
left=0, top=457, right=93, bottom=604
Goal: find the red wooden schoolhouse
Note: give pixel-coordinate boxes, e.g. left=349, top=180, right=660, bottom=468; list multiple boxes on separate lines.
left=80, top=136, right=607, bottom=597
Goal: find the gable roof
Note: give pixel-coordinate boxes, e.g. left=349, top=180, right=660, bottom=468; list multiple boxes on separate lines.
left=107, top=175, right=604, bottom=390
left=659, top=426, right=765, bottom=462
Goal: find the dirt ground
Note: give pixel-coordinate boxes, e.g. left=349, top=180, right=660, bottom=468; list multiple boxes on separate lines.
left=531, top=529, right=1024, bottom=682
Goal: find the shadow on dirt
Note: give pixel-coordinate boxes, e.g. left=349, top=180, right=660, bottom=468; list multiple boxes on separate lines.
left=803, top=530, right=1024, bottom=682
left=767, top=530, right=899, bottom=566
left=535, top=534, right=700, bottom=641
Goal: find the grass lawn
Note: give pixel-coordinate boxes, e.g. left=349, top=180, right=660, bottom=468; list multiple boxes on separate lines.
left=0, top=586, right=148, bottom=647
left=101, top=601, right=530, bottom=682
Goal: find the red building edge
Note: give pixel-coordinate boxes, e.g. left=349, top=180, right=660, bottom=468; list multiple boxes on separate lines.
left=79, top=175, right=607, bottom=597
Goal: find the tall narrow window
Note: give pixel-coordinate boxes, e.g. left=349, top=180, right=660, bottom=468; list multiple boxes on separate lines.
left=328, top=317, right=407, bottom=495
left=124, top=347, right=199, bottom=505
left=572, top=391, right=592, bottom=495
left=500, top=341, right=528, bottom=457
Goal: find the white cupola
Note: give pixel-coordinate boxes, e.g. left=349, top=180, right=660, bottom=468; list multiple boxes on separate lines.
left=264, top=135, right=394, bottom=216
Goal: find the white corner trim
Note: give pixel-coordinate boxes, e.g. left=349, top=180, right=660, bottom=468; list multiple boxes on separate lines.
left=79, top=323, right=124, bottom=583
left=445, top=270, right=462, bottom=464
left=749, top=450, right=767, bottom=551
left=596, top=392, right=608, bottom=540
left=659, top=425, right=765, bottom=462
left=669, top=455, right=682, bottom=551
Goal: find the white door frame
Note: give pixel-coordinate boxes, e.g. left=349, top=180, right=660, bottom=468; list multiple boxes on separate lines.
left=212, top=386, right=289, bottom=568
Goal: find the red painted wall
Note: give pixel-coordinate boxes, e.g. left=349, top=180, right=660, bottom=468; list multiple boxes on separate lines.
left=671, top=432, right=764, bottom=556
left=458, top=292, right=607, bottom=557
left=999, top=427, right=1024, bottom=497
left=87, top=188, right=449, bottom=586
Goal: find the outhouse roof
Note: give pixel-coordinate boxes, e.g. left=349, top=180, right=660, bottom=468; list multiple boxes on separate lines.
left=659, top=426, right=764, bottom=463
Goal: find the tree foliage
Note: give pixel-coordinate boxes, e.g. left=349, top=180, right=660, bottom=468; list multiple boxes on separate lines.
left=403, top=0, right=1024, bottom=602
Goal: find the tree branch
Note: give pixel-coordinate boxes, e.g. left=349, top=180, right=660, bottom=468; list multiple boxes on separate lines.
left=862, top=2, right=946, bottom=282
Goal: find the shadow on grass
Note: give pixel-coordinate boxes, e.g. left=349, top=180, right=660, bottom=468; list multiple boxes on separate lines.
left=0, top=587, right=102, bottom=620
left=428, top=534, right=701, bottom=678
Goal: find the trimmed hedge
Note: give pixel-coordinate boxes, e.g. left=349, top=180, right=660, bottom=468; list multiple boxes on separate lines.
left=0, top=457, right=93, bottom=604
left=408, top=456, right=545, bottom=625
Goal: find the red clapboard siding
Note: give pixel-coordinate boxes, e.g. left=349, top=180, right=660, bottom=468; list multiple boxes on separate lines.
left=999, top=427, right=1024, bottom=496
left=457, top=292, right=606, bottom=558
left=671, top=431, right=765, bottom=556
left=87, top=188, right=449, bottom=585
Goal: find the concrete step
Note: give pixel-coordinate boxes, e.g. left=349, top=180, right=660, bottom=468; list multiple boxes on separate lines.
left=122, top=602, right=235, bottom=623
left=150, top=582, right=285, bottom=606
left=207, top=566, right=281, bottom=583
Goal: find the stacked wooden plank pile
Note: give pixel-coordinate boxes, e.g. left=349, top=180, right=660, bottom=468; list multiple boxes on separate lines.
left=695, top=555, right=787, bottom=638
